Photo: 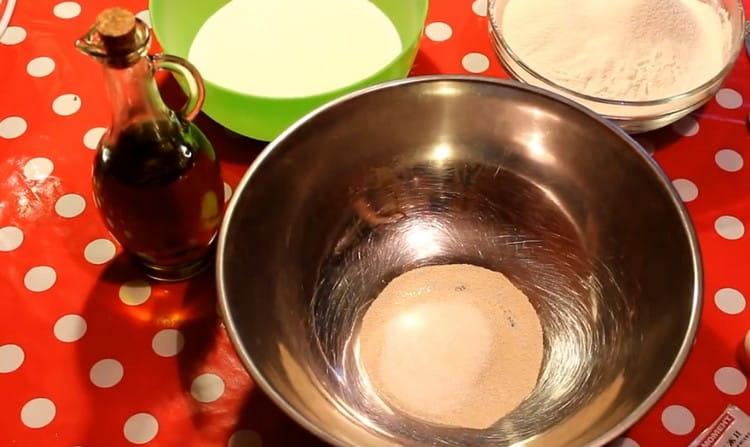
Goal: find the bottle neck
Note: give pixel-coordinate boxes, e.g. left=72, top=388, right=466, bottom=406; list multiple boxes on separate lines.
left=103, top=57, right=170, bottom=131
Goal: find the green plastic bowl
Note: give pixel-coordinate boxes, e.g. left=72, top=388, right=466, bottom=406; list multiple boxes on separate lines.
left=149, top=0, right=428, bottom=141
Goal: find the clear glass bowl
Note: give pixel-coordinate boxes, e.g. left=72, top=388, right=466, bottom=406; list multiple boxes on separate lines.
left=488, top=0, right=745, bottom=133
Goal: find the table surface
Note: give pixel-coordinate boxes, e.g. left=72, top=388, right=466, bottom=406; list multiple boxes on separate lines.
left=1, top=0, right=749, bottom=446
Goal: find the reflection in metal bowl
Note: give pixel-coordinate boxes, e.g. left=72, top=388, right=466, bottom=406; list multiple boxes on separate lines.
left=218, top=77, right=701, bottom=447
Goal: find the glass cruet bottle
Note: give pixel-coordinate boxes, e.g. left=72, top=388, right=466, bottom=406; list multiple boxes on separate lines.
left=76, top=7, right=224, bottom=281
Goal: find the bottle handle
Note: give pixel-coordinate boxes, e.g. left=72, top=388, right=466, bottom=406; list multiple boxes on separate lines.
left=151, top=54, right=205, bottom=122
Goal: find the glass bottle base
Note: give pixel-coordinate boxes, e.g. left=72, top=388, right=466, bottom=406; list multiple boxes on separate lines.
left=135, top=253, right=212, bottom=282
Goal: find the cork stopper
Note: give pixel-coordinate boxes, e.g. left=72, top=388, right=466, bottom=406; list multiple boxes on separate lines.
left=95, top=7, right=137, bottom=57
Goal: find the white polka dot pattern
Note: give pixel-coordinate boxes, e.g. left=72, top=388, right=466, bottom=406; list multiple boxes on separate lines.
left=661, top=405, right=695, bottom=435
left=472, top=0, right=488, bottom=16
left=714, top=288, right=746, bottom=315
left=54, top=314, right=87, bottom=342
left=714, top=366, right=747, bottom=395
left=716, top=88, right=743, bottom=109
left=425, top=22, right=453, bottom=42
left=1, top=26, right=27, bottom=45
left=223, top=183, right=233, bottom=203
left=123, top=413, right=159, bottom=444
left=715, top=216, right=745, bottom=240
left=84, top=239, right=116, bottom=264
left=21, top=398, right=56, bottom=428
left=53, top=2, right=81, bottom=19
left=462, top=52, right=490, bottom=73
left=671, top=116, right=699, bottom=137
left=0, top=116, right=28, bottom=139
left=135, top=10, right=152, bottom=28
left=0, top=344, right=25, bottom=373
left=0, top=226, right=24, bottom=251
left=119, top=280, right=152, bottom=306
left=90, top=359, right=124, bottom=388
left=55, top=194, right=86, bottom=218
left=23, top=157, right=54, bottom=181
left=26, top=57, right=56, bottom=77
left=24, top=266, right=57, bottom=292
left=83, top=127, right=107, bottom=150
left=0, top=2, right=747, bottom=445
left=672, top=179, right=698, bottom=202
left=53, top=94, right=82, bottom=116
left=715, top=149, right=743, bottom=172
left=152, top=329, right=185, bottom=357
left=190, top=373, right=226, bottom=403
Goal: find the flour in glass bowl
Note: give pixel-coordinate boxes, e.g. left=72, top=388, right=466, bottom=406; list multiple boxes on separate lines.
left=499, top=0, right=733, bottom=101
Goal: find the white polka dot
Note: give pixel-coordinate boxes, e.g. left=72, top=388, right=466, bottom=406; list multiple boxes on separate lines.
left=223, top=183, right=232, bottom=203
left=26, top=57, right=55, bottom=78
left=90, top=359, right=124, bottom=388
left=661, top=405, right=695, bottom=435
left=0, top=344, right=25, bottom=373
left=715, top=149, right=744, bottom=172
left=52, top=94, right=81, bottom=116
left=84, top=239, right=116, bottom=264
left=0, top=116, right=27, bottom=139
left=716, top=88, right=743, bottom=109
left=190, top=373, right=225, bottom=403
left=472, top=0, right=488, bottom=16
left=83, top=127, right=106, bottom=150
left=425, top=22, right=453, bottom=42
left=54, top=314, right=87, bottom=342
left=462, top=53, right=490, bottom=74
left=672, top=179, right=698, bottom=202
left=715, top=288, right=746, bottom=315
left=123, top=413, right=159, bottom=445
left=21, top=398, right=56, bottom=429
left=53, top=1, right=81, bottom=19
left=714, top=366, right=747, bottom=395
left=23, top=157, right=54, bottom=181
left=715, top=215, right=745, bottom=240
left=0, top=26, right=27, bottom=45
left=610, top=437, right=639, bottom=447
left=152, top=329, right=184, bottom=357
left=0, top=226, right=24, bottom=251
left=119, top=280, right=151, bottom=306
left=671, top=116, right=699, bottom=137
left=55, top=194, right=86, bottom=218
left=228, top=430, right=263, bottom=447
left=24, top=266, right=57, bottom=292
left=135, top=10, right=151, bottom=28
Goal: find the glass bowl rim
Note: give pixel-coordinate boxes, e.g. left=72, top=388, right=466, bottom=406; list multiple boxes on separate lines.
left=487, top=0, right=746, bottom=107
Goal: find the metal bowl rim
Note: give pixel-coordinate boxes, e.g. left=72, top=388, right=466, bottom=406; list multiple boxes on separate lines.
left=216, top=75, right=703, bottom=447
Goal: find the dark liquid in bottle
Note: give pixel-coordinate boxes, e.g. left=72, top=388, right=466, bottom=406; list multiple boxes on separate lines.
left=94, top=118, right=223, bottom=278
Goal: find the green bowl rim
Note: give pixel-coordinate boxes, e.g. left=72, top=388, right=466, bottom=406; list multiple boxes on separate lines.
left=148, top=0, right=430, bottom=102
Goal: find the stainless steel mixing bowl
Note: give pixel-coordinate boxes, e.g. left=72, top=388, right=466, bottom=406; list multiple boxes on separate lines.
left=217, top=77, right=701, bottom=447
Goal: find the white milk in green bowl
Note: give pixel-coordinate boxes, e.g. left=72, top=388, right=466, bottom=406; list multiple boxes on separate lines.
left=188, top=0, right=403, bottom=98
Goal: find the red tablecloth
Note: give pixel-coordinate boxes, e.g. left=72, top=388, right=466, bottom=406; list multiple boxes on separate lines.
left=1, top=1, right=749, bottom=446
